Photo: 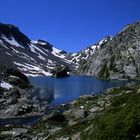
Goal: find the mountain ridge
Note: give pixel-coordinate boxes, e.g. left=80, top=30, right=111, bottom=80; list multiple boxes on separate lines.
left=0, top=23, right=78, bottom=76
left=76, top=21, right=140, bottom=79
left=0, top=21, right=140, bottom=79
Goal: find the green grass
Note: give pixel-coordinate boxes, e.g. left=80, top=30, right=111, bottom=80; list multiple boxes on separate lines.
left=48, top=120, right=91, bottom=139
left=81, top=85, right=140, bottom=140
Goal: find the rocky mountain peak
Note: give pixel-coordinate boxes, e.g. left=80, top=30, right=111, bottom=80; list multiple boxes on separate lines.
left=0, top=23, right=76, bottom=76
left=32, top=39, right=53, bottom=51
left=0, top=23, right=30, bottom=47
left=76, top=21, right=140, bottom=80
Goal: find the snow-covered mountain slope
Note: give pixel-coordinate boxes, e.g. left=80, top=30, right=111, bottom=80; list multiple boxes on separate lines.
left=0, top=23, right=77, bottom=76
left=66, top=36, right=112, bottom=66
left=0, top=23, right=114, bottom=77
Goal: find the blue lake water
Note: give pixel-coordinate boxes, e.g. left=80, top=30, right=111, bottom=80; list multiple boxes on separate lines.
left=29, top=76, right=131, bottom=105
left=0, top=76, right=132, bottom=126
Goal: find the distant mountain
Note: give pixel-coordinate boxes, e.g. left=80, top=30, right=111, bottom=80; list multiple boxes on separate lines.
left=0, top=23, right=77, bottom=76
left=1, top=21, right=140, bottom=80
left=67, top=36, right=112, bottom=66
left=76, top=21, right=140, bottom=80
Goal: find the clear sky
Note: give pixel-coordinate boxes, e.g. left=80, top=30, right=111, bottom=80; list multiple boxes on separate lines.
left=0, top=0, right=140, bottom=52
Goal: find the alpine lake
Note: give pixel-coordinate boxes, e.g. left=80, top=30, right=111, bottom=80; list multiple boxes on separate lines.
left=29, top=76, right=132, bottom=105
left=0, top=76, right=134, bottom=126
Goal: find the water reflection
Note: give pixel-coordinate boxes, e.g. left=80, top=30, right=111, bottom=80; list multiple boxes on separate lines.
left=29, top=76, right=130, bottom=105
left=30, top=87, right=54, bottom=104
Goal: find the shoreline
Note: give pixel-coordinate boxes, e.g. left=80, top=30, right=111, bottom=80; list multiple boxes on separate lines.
left=0, top=83, right=140, bottom=139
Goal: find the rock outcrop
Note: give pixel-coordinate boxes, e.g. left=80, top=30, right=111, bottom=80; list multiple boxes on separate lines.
left=76, top=21, right=140, bottom=80
left=52, top=65, right=70, bottom=78
left=0, top=65, right=43, bottom=118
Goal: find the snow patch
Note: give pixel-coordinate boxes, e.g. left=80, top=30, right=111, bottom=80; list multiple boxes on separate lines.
left=32, top=40, right=46, bottom=45
left=48, top=59, right=53, bottom=64
left=38, top=53, right=45, bottom=60
left=28, top=44, right=36, bottom=53
left=2, top=36, right=22, bottom=47
left=52, top=47, right=61, bottom=53
left=21, top=53, right=36, bottom=62
left=1, top=44, right=9, bottom=49
left=11, top=47, right=21, bottom=54
left=0, top=81, right=13, bottom=90
left=31, top=40, right=38, bottom=44
left=0, top=40, right=3, bottom=45
left=52, top=47, right=65, bottom=58
left=6, top=52, right=12, bottom=56
left=14, top=61, right=52, bottom=77
left=29, top=43, right=49, bottom=56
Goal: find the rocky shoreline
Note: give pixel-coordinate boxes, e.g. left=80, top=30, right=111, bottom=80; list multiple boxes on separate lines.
left=0, top=65, right=47, bottom=119
left=0, top=65, right=140, bottom=140
left=0, top=82, right=140, bottom=140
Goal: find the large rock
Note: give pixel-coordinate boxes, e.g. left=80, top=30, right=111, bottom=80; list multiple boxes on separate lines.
left=12, top=128, right=28, bottom=138
left=7, top=88, right=21, bottom=98
left=6, top=96, right=18, bottom=105
left=64, top=108, right=88, bottom=121
left=17, top=104, right=34, bottom=116
left=46, top=111, right=66, bottom=122
left=4, top=68, right=29, bottom=83
left=0, top=65, right=43, bottom=118
left=52, top=65, right=70, bottom=78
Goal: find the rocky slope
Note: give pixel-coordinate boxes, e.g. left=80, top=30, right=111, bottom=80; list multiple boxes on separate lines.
left=1, top=21, right=140, bottom=80
left=66, top=36, right=111, bottom=66
left=1, top=82, right=140, bottom=140
left=76, top=21, right=140, bottom=80
left=0, top=64, right=45, bottom=118
left=0, top=23, right=77, bottom=77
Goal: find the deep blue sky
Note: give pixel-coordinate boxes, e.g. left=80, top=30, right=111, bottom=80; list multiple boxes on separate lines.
left=0, top=0, right=140, bottom=52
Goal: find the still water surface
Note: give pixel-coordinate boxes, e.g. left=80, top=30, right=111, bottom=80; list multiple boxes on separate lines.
left=29, top=76, right=130, bottom=105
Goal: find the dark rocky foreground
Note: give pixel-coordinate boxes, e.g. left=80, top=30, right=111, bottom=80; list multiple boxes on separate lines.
left=1, top=82, right=140, bottom=140
left=0, top=65, right=45, bottom=119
